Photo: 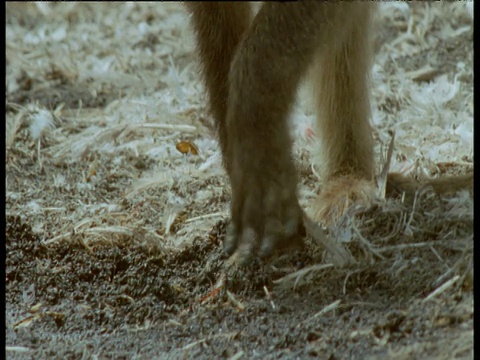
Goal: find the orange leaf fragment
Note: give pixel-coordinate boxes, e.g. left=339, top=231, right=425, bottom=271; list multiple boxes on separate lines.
left=176, top=141, right=199, bottom=155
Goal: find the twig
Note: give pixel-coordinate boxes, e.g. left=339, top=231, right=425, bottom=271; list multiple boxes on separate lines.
left=302, top=212, right=353, bottom=267
left=300, top=300, right=341, bottom=326
left=185, top=212, right=224, bottom=224
left=351, top=220, right=385, bottom=260
left=377, top=130, right=395, bottom=199
left=273, top=264, right=334, bottom=289
left=422, top=276, right=460, bottom=303
left=263, top=286, right=276, bottom=311
left=181, top=332, right=239, bottom=351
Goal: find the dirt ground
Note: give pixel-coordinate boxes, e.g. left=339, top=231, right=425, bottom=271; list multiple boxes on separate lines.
left=6, top=2, right=473, bottom=359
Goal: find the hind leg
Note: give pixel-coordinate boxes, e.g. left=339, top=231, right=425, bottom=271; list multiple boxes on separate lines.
left=311, top=4, right=377, bottom=223
left=187, top=3, right=252, bottom=174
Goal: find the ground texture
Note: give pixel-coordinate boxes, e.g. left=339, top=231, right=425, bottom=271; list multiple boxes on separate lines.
left=6, top=3, right=473, bottom=359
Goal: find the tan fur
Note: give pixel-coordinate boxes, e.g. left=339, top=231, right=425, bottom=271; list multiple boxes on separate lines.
left=386, top=173, right=473, bottom=198
left=311, top=4, right=374, bottom=181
